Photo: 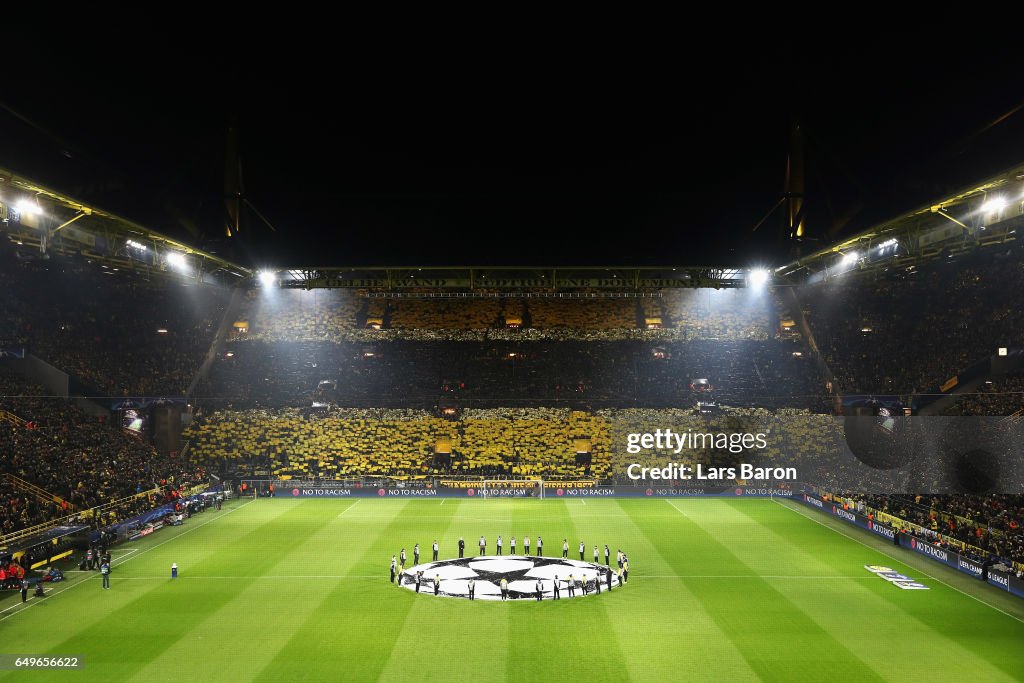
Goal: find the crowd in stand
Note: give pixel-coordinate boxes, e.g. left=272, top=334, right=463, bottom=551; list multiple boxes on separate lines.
left=942, top=373, right=1024, bottom=416
left=235, top=287, right=778, bottom=343
left=0, top=247, right=230, bottom=397
left=184, top=407, right=611, bottom=481
left=184, top=403, right=847, bottom=485
left=0, top=372, right=207, bottom=535
left=801, top=245, right=1024, bottom=402
left=4, top=232, right=1024, bottom=574
left=200, top=339, right=822, bottom=411
left=841, top=492, right=1024, bottom=566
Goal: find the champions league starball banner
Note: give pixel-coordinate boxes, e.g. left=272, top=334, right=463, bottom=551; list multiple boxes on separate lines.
left=610, top=414, right=1024, bottom=494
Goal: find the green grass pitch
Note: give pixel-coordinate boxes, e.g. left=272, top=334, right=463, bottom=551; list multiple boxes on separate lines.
left=2, top=497, right=1023, bottom=682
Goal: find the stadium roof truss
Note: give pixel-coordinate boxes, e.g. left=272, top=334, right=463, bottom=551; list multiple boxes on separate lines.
left=0, top=167, right=251, bottom=284
left=275, top=266, right=762, bottom=292
left=777, top=162, right=1024, bottom=284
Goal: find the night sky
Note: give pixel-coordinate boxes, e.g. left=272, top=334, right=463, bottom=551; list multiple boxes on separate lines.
left=4, top=32, right=1024, bottom=269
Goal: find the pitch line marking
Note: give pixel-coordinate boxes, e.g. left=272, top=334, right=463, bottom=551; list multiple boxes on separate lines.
left=775, top=498, right=1024, bottom=625
left=336, top=500, right=359, bottom=517
left=636, top=575, right=878, bottom=579
left=63, top=574, right=880, bottom=581
left=0, top=499, right=255, bottom=623
left=665, top=500, right=687, bottom=516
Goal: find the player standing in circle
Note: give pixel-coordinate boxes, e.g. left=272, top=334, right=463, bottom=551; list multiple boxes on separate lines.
left=468, top=578, right=475, bottom=600
left=500, top=577, right=509, bottom=600
left=434, top=574, right=441, bottom=595
left=414, top=543, right=420, bottom=565
left=400, top=548, right=407, bottom=570
left=605, top=544, right=610, bottom=565
left=432, top=540, right=439, bottom=561
left=553, top=575, right=561, bottom=599
left=497, top=535, right=503, bottom=556
left=390, top=556, right=397, bottom=583
left=458, top=537, right=465, bottom=558
left=479, top=536, right=486, bottom=556
left=593, top=545, right=599, bottom=563
left=579, top=541, right=585, bottom=561
left=510, top=536, right=516, bottom=555
left=562, top=539, right=569, bottom=558
left=567, top=573, right=576, bottom=597
left=523, top=536, right=530, bottom=555
left=535, top=579, right=543, bottom=601
left=581, top=574, right=589, bottom=596
left=537, top=536, right=543, bottom=556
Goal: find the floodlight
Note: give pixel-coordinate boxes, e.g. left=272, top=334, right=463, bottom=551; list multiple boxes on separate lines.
left=259, top=270, right=277, bottom=286
left=981, top=196, right=1006, bottom=213
left=748, top=268, right=770, bottom=287
left=16, top=198, right=40, bottom=216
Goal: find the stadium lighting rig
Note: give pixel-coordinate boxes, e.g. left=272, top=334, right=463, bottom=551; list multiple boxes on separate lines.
left=126, top=239, right=148, bottom=252
left=166, top=252, right=188, bottom=271
left=259, top=270, right=277, bottom=287
left=981, top=195, right=1007, bottom=213
left=747, top=268, right=770, bottom=288
left=16, top=197, right=41, bottom=216
left=840, top=251, right=859, bottom=267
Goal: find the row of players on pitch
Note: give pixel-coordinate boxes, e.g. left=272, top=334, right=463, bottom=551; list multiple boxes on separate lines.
left=393, top=537, right=625, bottom=566
left=397, top=563, right=629, bottom=600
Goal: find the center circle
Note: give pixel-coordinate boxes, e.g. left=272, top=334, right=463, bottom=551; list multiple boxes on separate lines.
left=396, top=555, right=624, bottom=600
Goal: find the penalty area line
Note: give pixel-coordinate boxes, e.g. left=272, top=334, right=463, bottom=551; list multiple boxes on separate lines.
left=774, top=498, right=1024, bottom=625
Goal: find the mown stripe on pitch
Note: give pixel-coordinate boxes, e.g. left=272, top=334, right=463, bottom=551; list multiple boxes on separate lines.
left=0, top=499, right=281, bottom=667
left=27, top=500, right=344, bottom=681
left=128, top=500, right=391, bottom=680
left=376, top=498, right=516, bottom=683
left=596, top=499, right=763, bottom=682
left=253, top=499, right=449, bottom=682
left=739, top=499, right=1024, bottom=682
left=629, top=498, right=886, bottom=682
left=498, top=500, right=636, bottom=683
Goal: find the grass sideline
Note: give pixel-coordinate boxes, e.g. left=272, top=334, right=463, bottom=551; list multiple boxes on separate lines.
left=0, top=497, right=1022, bottom=682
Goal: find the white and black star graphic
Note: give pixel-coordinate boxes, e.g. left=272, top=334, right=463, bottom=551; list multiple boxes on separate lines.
left=398, top=556, right=621, bottom=600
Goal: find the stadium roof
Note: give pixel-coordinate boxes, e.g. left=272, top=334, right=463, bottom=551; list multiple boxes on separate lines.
left=272, top=266, right=764, bottom=291
left=6, top=157, right=1024, bottom=291
left=778, top=161, right=1024, bottom=283
left=0, top=166, right=251, bottom=284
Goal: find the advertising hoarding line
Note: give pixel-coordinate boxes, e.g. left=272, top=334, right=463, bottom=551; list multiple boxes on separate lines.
left=776, top=498, right=1024, bottom=625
